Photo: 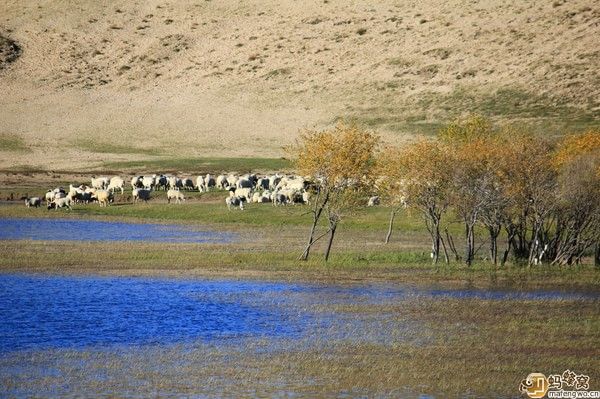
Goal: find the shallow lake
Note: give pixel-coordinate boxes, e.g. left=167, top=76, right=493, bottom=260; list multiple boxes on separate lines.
left=1, top=274, right=597, bottom=354
left=1, top=274, right=598, bottom=398
left=0, top=217, right=236, bottom=243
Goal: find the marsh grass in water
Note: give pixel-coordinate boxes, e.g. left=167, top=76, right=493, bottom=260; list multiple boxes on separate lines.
left=1, top=238, right=598, bottom=291
left=1, top=297, right=598, bottom=398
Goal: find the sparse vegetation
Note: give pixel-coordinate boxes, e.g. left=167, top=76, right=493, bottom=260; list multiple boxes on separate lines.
left=102, top=157, right=291, bottom=174
left=0, top=34, right=21, bottom=69
left=0, top=134, right=29, bottom=152
left=73, top=139, right=162, bottom=155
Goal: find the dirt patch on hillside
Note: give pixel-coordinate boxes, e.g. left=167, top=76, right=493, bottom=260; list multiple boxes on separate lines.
left=0, top=34, right=21, bottom=70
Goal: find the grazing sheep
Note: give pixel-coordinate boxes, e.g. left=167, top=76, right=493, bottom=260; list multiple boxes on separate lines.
left=95, top=190, right=113, bottom=207
left=107, top=176, right=125, bottom=194
left=45, top=190, right=54, bottom=204
left=251, top=191, right=262, bottom=203
left=91, top=176, right=109, bottom=190
left=68, top=184, right=80, bottom=198
left=196, top=175, right=206, bottom=192
left=291, top=191, right=305, bottom=204
left=142, top=175, right=156, bottom=190
left=302, top=190, right=311, bottom=205
left=69, top=191, right=93, bottom=204
left=167, top=189, right=185, bottom=204
left=44, top=188, right=66, bottom=204
left=25, top=197, right=41, bottom=208
left=168, top=176, right=182, bottom=190
left=368, top=196, right=380, bottom=207
left=277, top=176, right=306, bottom=191
left=226, top=174, right=239, bottom=188
left=49, top=197, right=72, bottom=211
left=53, top=191, right=66, bottom=200
left=237, top=178, right=253, bottom=189
left=268, top=174, right=282, bottom=190
left=272, top=192, right=288, bottom=206
left=131, top=176, right=144, bottom=189
left=216, top=175, right=228, bottom=189
left=155, top=175, right=168, bottom=191
left=256, top=178, right=269, bottom=190
left=181, top=177, right=195, bottom=191
left=205, top=174, right=216, bottom=190
left=225, top=195, right=245, bottom=210
left=258, top=190, right=272, bottom=203
left=234, top=187, right=253, bottom=202
left=132, top=188, right=151, bottom=203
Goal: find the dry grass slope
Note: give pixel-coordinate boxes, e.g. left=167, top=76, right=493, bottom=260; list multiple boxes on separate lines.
left=0, top=0, right=599, bottom=170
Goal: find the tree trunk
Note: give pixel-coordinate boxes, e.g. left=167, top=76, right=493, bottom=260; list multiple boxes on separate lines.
left=432, top=219, right=441, bottom=264
left=299, top=214, right=319, bottom=261
left=488, top=226, right=499, bottom=266
left=595, top=243, right=600, bottom=267
left=324, top=223, right=338, bottom=262
left=445, top=228, right=460, bottom=262
left=501, top=226, right=516, bottom=266
left=299, top=192, right=328, bottom=261
left=384, top=209, right=397, bottom=244
left=465, top=222, right=475, bottom=266
left=440, top=236, right=450, bottom=264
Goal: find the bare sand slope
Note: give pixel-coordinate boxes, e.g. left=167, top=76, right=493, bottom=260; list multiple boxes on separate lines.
left=0, top=0, right=599, bottom=170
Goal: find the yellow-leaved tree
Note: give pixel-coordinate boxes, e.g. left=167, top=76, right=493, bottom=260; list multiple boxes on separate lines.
left=552, top=130, right=600, bottom=265
left=291, top=122, right=379, bottom=261
left=378, top=139, right=453, bottom=264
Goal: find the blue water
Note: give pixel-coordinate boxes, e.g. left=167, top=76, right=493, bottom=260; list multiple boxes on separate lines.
left=0, top=275, right=302, bottom=353
left=0, top=274, right=597, bottom=354
left=0, top=218, right=235, bottom=243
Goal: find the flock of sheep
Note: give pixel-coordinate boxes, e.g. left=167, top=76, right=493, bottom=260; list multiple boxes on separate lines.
left=26, top=173, right=315, bottom=211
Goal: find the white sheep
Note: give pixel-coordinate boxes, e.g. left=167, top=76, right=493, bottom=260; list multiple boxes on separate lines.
left=49, top=197, right=72, bottom=211
left=302, top=190, right=311, bottom=205
left=107, top=176, right=125, bottom=194
left=226, top=174, right=239, bottom=188
left=95, top=190, right=113, bottom=207
left=216, top=174, right=228, bottom=189
left=45, top=190, right=54, bottom=204
left=91, top=176, right=109, bottom=190
left=234, top=187, right=253, bottom=202
left=167, top=189, right=185, bottom=204
left=196, top=175, right=206, bottom=192
left=142, top=175, right=156, bottom=190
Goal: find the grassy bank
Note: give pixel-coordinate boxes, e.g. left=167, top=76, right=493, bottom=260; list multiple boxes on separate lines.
left=1, top=196, right=599, bottom=290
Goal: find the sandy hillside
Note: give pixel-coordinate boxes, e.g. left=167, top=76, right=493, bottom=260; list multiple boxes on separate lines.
left=0, top=0, right=599, bottom=170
